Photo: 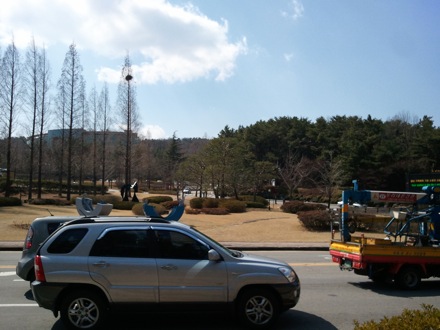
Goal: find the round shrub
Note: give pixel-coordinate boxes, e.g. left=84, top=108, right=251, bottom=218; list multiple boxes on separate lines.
left=202, top=198, right=219, bottom=209
left=131, top=203, right=144, bottom=215
left=162, top=200, right=179, bottom=210
left=190, top=198, right=204, bottom=209
left=297, top=210, right=332, bottom=231
left=221, top=200, right=246, bottom=213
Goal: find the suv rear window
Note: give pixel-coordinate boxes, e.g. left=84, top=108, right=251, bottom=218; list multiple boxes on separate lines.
left=47, top=228, right=88, bottom=254
left=47, top=222, right=63, bottom=235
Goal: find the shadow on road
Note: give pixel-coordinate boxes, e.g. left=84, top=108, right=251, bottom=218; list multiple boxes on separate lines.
left=48, top=309, right=337, bottom=330
left=348, top=279, right=440, bottom=297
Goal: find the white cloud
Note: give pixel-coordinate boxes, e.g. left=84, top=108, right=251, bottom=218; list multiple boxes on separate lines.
left=281, top=0, right=304, bottom=20
left=284, top=53, right=294, bottom=62
left=0, top=0, right=247, bottom=85
left=138, top=124, right=166, bottom=139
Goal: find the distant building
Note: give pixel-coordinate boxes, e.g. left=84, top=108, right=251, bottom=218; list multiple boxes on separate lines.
left=45, top=129, right=139, bottom=146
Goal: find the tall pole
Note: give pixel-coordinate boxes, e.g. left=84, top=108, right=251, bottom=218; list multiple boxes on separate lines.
left=124, top=73, right=133, bottom=200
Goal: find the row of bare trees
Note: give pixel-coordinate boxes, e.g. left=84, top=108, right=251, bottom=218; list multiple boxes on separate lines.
left=0, top=38, right=138, bottom=200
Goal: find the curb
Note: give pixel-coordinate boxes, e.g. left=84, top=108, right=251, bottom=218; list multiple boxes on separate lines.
left=1, top=241, right=329, bottom=251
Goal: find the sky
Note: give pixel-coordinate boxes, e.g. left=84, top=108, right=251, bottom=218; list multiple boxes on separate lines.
left=1, top=0, right=439, bottom=139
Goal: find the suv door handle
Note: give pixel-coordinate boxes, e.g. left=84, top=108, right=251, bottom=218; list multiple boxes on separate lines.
left=161, top=264, right=177, bottom=271
left=93, top=261, right=109, bottom=268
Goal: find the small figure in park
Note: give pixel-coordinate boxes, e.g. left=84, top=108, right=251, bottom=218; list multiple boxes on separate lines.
left=131, top=181, right=139, bottom=202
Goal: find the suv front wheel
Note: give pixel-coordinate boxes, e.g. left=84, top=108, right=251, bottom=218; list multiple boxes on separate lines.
left=237, top=288, right=279, bottom=329
left=60, top=290, right=108, bottom=330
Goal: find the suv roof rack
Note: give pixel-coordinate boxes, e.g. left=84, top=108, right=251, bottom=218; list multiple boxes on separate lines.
left=61, top=217, right=172, bottom=227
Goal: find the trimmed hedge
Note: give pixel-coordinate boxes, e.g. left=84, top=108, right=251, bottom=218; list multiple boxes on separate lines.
left=143, top=196, right=173, bottom=204
left=113, top=201, right=139, bottom=210
left=89, top=195, right=121, bottom=205
left=201, top=207, right=229, bottom=215
left=245, top=201, right=267, bottom=209
left=354, top=304, right=440, bottom=330
left=220, top=200, right=247, bottom=213
left=0, top=197, right=22, bottom=207
left=188, top=198, right=247, bottom=214
left=281, top=200, right=326, bottom=214
left=132, top=203, right=167, bottom=216
left=239, top=195, right=269, bottom=207
left=30, top=198, right=71, bottom=206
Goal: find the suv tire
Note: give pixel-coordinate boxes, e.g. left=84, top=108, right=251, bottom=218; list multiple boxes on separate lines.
left=60, top=290, right=108, bottom=330
left=237, top=288, right=279, bottom=329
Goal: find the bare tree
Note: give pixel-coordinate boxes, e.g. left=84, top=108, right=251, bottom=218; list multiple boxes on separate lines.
left=54, top=79, right=67, bottom=197
left=36, top=46, right=51, bottom=198
left=88, top=86, right=98, bottom=195
left=98, top=83, right=111, bottom=195
left=77, top=81, right=88, bottom=195
left=116, top=54, right=139, bottom=198
left=278, top=152, right=314, bottom=199
left=314, top=154, right=347, bottom=208
left=58, top=43, right=85, bottom=200
left=23, top=38, right=51, bottom=200
left=0, top=39, right=22, bottom=197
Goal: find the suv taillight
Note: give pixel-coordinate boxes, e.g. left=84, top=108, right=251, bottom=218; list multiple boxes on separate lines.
left=34, top=255, right=46, bottom=282
left=24, top=226, right=34, bottom=250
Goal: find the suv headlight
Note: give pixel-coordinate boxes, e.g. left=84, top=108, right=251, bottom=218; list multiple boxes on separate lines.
left=278, top=266, right=297, bottom=283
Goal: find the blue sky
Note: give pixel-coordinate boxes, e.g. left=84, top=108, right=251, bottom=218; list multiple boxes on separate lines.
left=1, top=0, right=439, bottom=139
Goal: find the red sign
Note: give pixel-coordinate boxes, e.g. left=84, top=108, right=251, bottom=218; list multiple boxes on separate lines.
left=371, top=191, right=423, bottom=203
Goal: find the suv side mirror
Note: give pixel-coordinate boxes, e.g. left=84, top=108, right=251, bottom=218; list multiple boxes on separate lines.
left=208, top=249, right=221, bottom=261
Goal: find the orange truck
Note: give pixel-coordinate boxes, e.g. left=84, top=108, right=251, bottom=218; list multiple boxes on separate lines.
left=329, top=182, right=440, bottom=289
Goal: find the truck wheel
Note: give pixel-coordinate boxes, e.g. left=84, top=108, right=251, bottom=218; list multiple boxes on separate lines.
left=60, top=290, right=108, bottom=330
left=396, top=266, right=421, bottom=290
left=237, top=288, right=279, bottom=329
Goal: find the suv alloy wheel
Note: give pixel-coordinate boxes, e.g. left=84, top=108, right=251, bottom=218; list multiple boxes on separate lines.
left=60, top=290, right=108, bottom=330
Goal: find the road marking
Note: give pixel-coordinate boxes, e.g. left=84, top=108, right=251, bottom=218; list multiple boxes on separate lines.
left=0, top=271, right=16, bottom=276
left=0, top=304, right=38, bottom=307
left=0, top=266, right=15, bottom=269
left=289, top=262, right=334, bottom=267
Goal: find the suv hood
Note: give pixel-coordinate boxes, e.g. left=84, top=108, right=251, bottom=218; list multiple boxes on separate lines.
left=239, top=251, right=289, bottom=267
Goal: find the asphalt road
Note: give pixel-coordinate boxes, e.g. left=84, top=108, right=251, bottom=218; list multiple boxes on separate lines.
left=1, top=251, right=440, bottom=329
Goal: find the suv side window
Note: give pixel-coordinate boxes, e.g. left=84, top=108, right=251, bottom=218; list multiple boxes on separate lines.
left=47, top=228, right=88, bottom=254
left=153, top=230, right=209, bottom=260
left=90, top=229, right=150, bottom=258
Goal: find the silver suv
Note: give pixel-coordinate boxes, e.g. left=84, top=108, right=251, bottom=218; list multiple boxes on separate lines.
left=32, top=218, right=300, bottom=329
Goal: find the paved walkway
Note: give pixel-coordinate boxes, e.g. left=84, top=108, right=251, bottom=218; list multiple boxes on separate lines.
left=0, top=241, right=329, bottom=251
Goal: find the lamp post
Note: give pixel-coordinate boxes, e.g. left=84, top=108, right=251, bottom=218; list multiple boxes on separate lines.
left=124, top=73, right=133, bottom=201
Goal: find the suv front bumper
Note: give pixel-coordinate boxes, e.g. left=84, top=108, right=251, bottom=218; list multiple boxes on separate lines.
left=272, top=281, right=301, bottom=309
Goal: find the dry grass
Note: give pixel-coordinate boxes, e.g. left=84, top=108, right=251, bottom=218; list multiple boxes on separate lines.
left=0, top=192, right=331, bottom=243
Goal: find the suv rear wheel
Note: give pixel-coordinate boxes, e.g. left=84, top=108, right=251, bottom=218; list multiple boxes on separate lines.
left=237, top=288, right=279, bottom=329
left=60, top=290, right=108, bottom=330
